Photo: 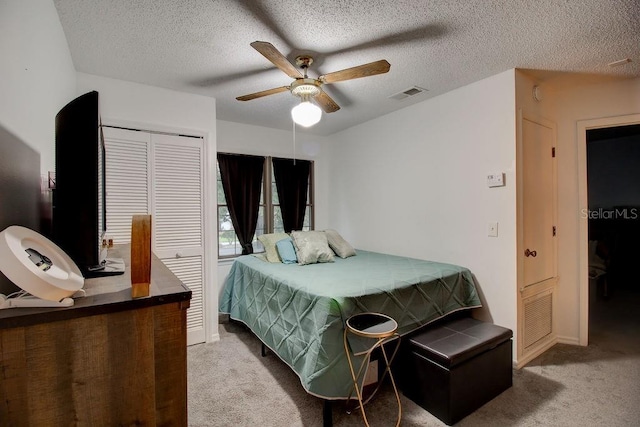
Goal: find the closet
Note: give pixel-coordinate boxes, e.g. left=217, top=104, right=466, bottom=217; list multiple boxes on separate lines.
left=102, top=126, right=206, bottom=345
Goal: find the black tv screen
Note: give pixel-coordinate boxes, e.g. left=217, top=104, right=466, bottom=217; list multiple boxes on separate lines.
left=52, top=91, right=111, bottom=277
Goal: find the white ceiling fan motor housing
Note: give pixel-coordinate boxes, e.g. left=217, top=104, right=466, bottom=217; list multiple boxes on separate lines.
left=291, top=78, right=321, bottom=98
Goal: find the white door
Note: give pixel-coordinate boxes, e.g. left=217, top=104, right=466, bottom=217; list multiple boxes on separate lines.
left=522, top=118, right=556, bottom=286
left=103, top=127, right=206, bottom=345
left=517, top=114, right=558, bottom=365
left=151, top=133, right=206, bottom=345
left=102, top=128, right=151, bottom=244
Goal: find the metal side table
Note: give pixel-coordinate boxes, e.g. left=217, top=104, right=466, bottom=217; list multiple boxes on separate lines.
left=343, top=312, right=402, bottom=427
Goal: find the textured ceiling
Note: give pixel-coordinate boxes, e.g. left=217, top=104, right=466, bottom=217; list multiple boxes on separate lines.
left=53, top=0, right=640, bottom=136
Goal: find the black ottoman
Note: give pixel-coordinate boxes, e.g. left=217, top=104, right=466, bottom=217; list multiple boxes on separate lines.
left=397, top=316, right=513, bottom=425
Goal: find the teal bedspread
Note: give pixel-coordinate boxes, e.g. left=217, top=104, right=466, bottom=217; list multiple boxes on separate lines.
left=219, top=250, right=481, bottom=399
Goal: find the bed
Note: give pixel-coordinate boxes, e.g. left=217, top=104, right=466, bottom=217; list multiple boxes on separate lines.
left=219, top=246, right=482, bottom=401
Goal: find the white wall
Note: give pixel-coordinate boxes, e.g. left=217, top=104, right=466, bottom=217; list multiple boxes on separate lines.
left=326, top=70, right=518, bottom=335
left=77, top=72, right=219, bottom=341
left=216, top=120, right=332, bottom=297
left=547, top=76, right=640, bottom=342
left=0, top=0, right=76, bottom=174
left=77, top=73, right=216, bottom=137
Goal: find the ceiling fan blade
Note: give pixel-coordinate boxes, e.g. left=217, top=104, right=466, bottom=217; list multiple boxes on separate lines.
left=319, top=59, right=390, bottom=84
left=315, top=90, right=340, bottom=113
left=250, top=41, right=302, bottom=79
left=236, top=86, right=290, bottom=101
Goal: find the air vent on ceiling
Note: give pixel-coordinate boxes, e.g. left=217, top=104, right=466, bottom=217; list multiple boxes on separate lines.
left=389, top=86, right=428, bottom=101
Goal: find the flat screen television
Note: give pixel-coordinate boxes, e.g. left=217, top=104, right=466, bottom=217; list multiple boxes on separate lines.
left=52, top=90, right=123, bottom=277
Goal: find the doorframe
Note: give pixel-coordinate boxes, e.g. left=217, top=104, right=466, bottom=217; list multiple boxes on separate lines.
left=577, top=113, right=640, bottom=346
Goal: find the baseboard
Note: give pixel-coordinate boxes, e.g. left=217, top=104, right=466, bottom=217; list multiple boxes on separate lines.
left=516, top=335, right=558, bottom=369
left=208, top=332, right=220, bottom=343
left=556, top=335, right=581, bottom=346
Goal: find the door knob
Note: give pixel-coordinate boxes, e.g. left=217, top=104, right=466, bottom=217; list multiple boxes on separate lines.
left=524, top=249, right=537, bottom=257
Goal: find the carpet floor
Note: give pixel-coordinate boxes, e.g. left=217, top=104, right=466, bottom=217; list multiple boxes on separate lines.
left=187, top=285, right=640, bottom=426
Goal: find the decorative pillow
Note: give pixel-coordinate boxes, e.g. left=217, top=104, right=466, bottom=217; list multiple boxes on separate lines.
left=257, top=232, right=289, bottom=263
left=276, top=237, right=298, bottom=264
left=290, top=230, right=334, bottom=265
left=324, top=229, right=356, bottom=258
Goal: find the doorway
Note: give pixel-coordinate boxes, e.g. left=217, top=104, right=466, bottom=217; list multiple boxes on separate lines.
left=579, top=115, right=640, bottom=345
left=586, top=124, right=640, bottom=344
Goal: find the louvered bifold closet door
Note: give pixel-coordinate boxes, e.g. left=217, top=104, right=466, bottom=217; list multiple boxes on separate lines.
left=151, top=134, right=206, bottom=345
left=103, top=127, right=206, bottom=346
left=102, top=127, right=151, bottom=244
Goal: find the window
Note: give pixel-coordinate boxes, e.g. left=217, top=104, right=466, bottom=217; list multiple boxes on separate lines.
left=217, top=156, right=313, bottom=258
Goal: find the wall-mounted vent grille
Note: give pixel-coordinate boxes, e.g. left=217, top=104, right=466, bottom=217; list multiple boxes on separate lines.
left=388, top=86, right=428, bottom=101
left=523, top=290, right=553, bottom=348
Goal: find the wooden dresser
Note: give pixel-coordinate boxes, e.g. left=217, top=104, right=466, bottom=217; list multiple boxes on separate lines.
left=0, top=245, right=191, bottom=426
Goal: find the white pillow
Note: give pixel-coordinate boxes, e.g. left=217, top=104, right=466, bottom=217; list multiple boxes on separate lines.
left=324, top=229, right=356, bottom=258
left=290, top=231, right=334, bottom=265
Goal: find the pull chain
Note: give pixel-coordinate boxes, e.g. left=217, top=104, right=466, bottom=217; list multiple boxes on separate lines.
left=292, top=119, right=296, bottom=165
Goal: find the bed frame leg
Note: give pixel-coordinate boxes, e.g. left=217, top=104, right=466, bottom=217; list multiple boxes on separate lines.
left=261, top=342, right=268, bottom=357
left=323, top=400, right=333, bottom=427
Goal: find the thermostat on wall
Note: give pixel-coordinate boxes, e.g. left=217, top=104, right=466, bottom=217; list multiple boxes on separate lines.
left=487, top=173, right=505, bottom=188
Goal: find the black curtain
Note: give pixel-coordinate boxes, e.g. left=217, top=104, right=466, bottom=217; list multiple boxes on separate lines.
left=217, top=153, right=265, bottom=254
left=273, top=158, right=311, bottom=233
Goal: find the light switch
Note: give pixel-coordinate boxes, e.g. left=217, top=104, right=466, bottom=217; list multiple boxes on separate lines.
left=488, top=222, right=498, bottom=237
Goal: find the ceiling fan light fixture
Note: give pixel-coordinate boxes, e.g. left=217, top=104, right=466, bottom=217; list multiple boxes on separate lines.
left=291, top=100, right=322, bottom=127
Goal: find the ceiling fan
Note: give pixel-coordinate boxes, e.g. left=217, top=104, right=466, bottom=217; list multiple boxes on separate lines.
left=236, top=41, right=390, bottom=124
